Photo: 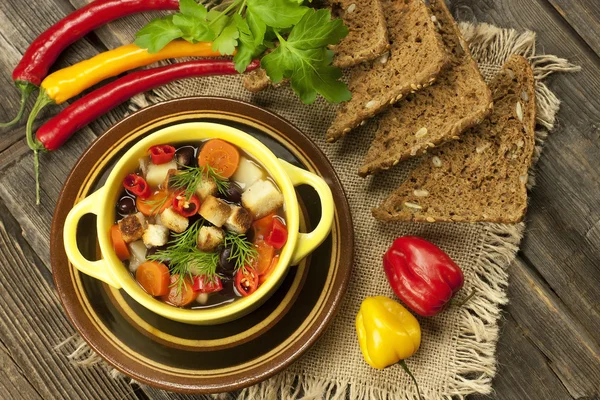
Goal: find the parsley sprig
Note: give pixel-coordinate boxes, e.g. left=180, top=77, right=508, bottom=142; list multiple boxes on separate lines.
left=135, top=0, right=351, bottom=104
left=169, top=164, right=229, bottom=200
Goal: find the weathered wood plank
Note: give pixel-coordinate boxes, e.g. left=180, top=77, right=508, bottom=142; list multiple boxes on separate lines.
left=0, top=125, right=98, bottom=269
left=504, top=257, right=600, bottom=397
left=0, top=199, right=137, bottom=399
left=0, top=0, right=102, bottom=122
left=450, top=0, right=600, bottom=349
left=0, top=341, right=44, bottom=400
left=546, top=0, right=600, bottom=57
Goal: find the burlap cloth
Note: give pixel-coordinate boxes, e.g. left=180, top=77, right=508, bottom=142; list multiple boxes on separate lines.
left=62, top=21, right=579, bottom=399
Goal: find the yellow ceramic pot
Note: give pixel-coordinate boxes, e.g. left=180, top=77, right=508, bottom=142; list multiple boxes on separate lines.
left=63, top=122, right=334, bottom=325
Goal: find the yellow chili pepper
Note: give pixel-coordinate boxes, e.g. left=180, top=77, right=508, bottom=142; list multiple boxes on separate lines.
left=25, top=40, right=222, bottom=205
left=356, top=296, right=423, bottom=398
left=41, top=41, right=220, bottom=104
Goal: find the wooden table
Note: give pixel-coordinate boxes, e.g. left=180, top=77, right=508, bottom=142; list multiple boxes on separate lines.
left=0, top=0, right=598, bottom=398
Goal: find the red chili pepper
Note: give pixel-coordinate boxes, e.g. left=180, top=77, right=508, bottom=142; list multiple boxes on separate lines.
left=266, top=219, right=288, bottom=249
left=192, top=276, right=223, bottom=293
left=383, top=236, right=464, bottom=317
left=149, top=145, right=176, bottom=164
left=172, top=191, right=201, bottom=217
left=123, top=174, right=151, bottom=199
left=235, top=267, right=259, bottom=297
left=1, top=0, right=180, bottom=128
left=35, top=59, right=260, bottom=152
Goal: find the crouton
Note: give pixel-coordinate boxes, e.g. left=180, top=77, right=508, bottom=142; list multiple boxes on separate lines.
left=118, top=212, right=147, bottom=243
left=199, top=195, right=231, bottom=227
left=162, top=168, right=181, bottom=190
left=195, top=175, right=218, bottom=200
left=160, top=207, right=189, bottom=233
left=242, top=180, right=284, bottom=219
left=224, top=206, right=252, bottom=234
left=197, top=226, right=225, bottom=252
left=142, top=224, right=170, bottom=248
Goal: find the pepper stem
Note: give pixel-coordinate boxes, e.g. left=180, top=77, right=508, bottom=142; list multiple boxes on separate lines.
left=398, top=360, right=422, bottom=400
left=25, top=91, right=54, bottom=205
left=0, top=82, right=37, bottom=129
left=452, top=288, right=477, bottom=308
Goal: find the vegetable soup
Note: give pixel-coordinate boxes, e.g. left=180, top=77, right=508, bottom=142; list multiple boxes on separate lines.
left=111, top=139, right=288, bottom=309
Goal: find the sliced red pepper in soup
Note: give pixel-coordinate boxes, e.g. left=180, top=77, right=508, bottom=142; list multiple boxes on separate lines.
left=172, top=191, right=201, bottom=217
left=149, top=144, right=176, bottom=164
left=266, top=218, right=288, bottom=249
left=192, top=275, right=223, bottom=293
left=252, top=213, right=276, bottom=240
left=235, top=267, right=259, bottom=297
left=123, top=174, right=151, bottom=199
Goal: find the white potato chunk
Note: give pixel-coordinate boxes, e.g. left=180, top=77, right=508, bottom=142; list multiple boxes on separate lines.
left=242, top=179, right=284, bottom=219
left=160, top=207, right=189, bottom=233
left=197, top=226, right=224, bottom=252
left=231, top=156, right=264, bottom=190
left=118, top=212, right=147, bottom=243
left=224, top=206, right=252, bottom=234
left=145, top=160, right=178, bottom=187
left=195, top=176, right=218, bottom=200
left=142, top=224, right=170, bottom=248
left=127, top=240, right=147, bottom=273
left=199, top=195, right=231, bottom=227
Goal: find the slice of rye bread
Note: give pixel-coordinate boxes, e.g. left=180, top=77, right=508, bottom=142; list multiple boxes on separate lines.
left=325, top=0, right=450, bottom=142
left=372, top=55, right=536, bottom=223
left=242, top=0, right=390, bottom=93
left=358, top=0, right=492, bottom=176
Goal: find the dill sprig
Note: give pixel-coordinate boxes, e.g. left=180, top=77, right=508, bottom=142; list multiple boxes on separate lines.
left=147, top=220, right=219, bottom=293
left=170, top=164, right=229, bottom=200
left=224, top=232, right=258, bottom=271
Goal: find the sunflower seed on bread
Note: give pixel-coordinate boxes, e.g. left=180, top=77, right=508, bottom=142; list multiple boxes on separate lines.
left=242, top=0, right=389, bottom=92
left=373, top=55, right=536, bottom=223
left=358, top=0, right=492, bottom=176
left=326, top=0, right=450, bottom=142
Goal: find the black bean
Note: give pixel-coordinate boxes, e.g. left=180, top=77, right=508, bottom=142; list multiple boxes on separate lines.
left=217, top=247, right=236, bottom=278
left=175, top=146, right=196, bottom=167
left=223, top=182, right=242, bottom=204
left=117, top=196, right=136, bottom=216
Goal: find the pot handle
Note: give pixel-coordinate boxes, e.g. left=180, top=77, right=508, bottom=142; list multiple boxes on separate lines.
left=279, top=160, right=335, bottom=266
left=63, top=188, right=121, bottom=289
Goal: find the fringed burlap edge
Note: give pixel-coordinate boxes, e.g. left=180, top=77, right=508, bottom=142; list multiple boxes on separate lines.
left=57, top=22, right=579, bottom=399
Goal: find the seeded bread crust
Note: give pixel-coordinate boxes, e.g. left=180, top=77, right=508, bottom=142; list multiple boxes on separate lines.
left=325, top=0, right=450, bottom=142
left=372, top=55, right=536, bottom=223
left=359, top=0, right=492, bottom=176
left=242, top=0, right=389, bottom=93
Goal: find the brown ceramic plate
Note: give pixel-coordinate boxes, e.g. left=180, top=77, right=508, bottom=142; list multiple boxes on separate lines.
left=50, top=97, right=353, bottom=394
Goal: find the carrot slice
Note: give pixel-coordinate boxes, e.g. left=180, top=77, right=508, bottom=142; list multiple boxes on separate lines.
left=253, top=240, right=276, bottom=275
left=198, top=139, right=240, bottom=178
left=136, top=189, right=172, bottom=216
left=111, top=224, right=130, bottom=261
left=161, top=275, right=196, bottom=307
left=136, top=261, right=170, bottom=296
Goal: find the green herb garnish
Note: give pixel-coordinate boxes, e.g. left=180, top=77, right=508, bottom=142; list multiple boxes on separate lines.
left=135, top=0, right=351, bottom=104
left=170, top=164, right=229, bottom=200
left=148, top=220, right=219, bottom=293
left=224, top=231, right=258, bottom=270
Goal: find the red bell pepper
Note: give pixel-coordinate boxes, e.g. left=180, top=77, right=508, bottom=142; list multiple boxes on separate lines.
left=266, top=219, right=288, bottom=249
left=149, top=144, right=176, bottom=164
left=383, top=236, right=464, bottom=317
left=192, top=275, right=223, bottom=293
left=123, top=174, right=151, bottom=199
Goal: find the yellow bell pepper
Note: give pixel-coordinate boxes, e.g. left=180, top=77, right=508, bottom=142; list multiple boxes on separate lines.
left=356, top=296, right=423, bottom=398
